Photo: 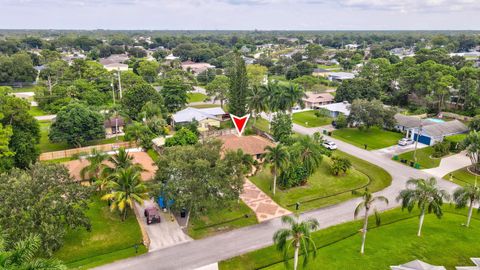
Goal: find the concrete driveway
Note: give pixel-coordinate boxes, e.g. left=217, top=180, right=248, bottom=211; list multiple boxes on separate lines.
left=423, top=151, right=471, bottom=178
left=136, top=200, right=192, bottom=252
left=372, top=143, right=428, bottom=158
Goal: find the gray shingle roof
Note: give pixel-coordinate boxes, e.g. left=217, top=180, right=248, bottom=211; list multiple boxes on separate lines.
left=394, top=114, right=436, bottom=128
left=422, top=120, right=468, bottom=138
left=172, top=107, right=225, bottom=123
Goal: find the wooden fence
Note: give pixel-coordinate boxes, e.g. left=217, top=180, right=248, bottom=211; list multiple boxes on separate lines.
left=39, top=141, right=137, bottom=161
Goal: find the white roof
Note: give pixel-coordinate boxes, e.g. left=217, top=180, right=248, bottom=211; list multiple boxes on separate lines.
left=328, top=72, right=355, bottom=80
left=172, top=107, right=225, bottom=123
left=319, top=102, right=351, bottom=116
left=391, top=260, right=446, bottom=270
left=165, top=54, right=179, bottom=60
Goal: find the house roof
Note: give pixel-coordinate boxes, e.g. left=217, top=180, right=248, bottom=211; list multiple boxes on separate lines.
left=172, top=107, right=224, bottom=123
left=104, top=117, right=125, bottom=128
left=218, top=135, right=275, bottom=156
left=422, top=120, right=468, bottom=138
left=319, top=101, right=351, bottom=116
left=99, top=54, right=129, bottom=65
left=328, top=72, right=355, bottom=80
left=303, top=92, right=334, bottom=104
left=313, top=68, right=329, bottom=73
left=394, top=114, right=436, bottom=129
left=391, top=259, right=446, bottom=270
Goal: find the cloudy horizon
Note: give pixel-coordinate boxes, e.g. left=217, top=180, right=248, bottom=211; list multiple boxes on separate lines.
left=0, top=0, right=479, bottom=30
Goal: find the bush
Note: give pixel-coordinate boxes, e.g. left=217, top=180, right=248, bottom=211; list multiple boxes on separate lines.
left=279, top=164, right=308, bottom=188
left=165, top=127, right=198, bottom=147
left=314, top=108, right=331, bottom=118
left=334, top=114, right=348, bottom=129
left=432, top=141, right=450, bottom=158
left=330, top=156, right=352, bottom=176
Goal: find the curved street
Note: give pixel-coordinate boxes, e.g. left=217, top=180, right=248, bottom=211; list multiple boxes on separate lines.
left=94, top=124, right=460, bottom=270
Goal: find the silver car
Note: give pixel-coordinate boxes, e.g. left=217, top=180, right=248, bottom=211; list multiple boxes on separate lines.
left=323, top=141, right=338, bottom=150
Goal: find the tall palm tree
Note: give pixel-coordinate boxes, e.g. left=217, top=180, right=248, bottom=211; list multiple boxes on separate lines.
left=453, top=181, right=480, bottom=227
left=0, top=234, right=66, bottom=270
left=396, top=177, right=450, bottom=236
left=263, top=144, right=289, bottom=195
left=79, top=148, right=108, bottom=183
left=102, top=148, right=144, bottom=177
left=247, top=85, right=268, bottom=125
left=273, top=215, right=319, bottom=270
left=353, top=188, right=389, bottom=254
left=291, top=135, right=323, bottom=176
left=101, top=167, right=150, bottom=221
left=464, top=131, right=480, bottom=173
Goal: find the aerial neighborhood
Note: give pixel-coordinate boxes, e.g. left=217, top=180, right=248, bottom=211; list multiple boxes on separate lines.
left=1, top=2, right=480, bottom=270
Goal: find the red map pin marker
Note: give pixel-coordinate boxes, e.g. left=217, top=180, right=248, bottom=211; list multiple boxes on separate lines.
left=230, top=114, right=250, bottom=136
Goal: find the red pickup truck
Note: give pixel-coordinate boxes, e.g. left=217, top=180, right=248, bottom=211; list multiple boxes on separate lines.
left=144, top=207, right=161, bottom=225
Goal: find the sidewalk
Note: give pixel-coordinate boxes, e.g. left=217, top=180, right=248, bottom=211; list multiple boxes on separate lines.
left=240, top=179, right=290, bottom=222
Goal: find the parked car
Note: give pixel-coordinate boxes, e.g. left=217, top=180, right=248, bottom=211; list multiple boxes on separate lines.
left=398, top=138, right=414, bottom=146
left=322, top=140, right=337, bottom=150
left=144, top=207, right=161, bottom=225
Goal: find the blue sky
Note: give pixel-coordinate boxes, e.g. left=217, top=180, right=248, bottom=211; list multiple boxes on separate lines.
left=0, top=0, right=478, bottom=30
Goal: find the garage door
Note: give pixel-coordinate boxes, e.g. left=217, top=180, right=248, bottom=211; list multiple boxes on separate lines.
left=413, top=134, right=431, bottom=145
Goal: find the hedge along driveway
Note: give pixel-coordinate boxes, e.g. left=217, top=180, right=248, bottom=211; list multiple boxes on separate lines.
left=249, top=150, right=391, bottom=212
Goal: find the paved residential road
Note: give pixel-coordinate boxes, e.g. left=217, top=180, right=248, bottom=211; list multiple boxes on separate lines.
left=94, top=124, right=459, bottom=270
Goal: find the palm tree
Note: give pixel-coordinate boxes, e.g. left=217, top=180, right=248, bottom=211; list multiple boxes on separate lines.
left=273, top=215, right=319, bottom=270
left=102, top=148, right=144, bottom=177
left=453, top=181, right=480, bottom=227
left=247, top=85, right=268, bottom=125
left=353, top=188, right=388, bottom=254
left=270, top=83, right=306, bottom=114
left=79, top=148, right=108, bottom=183
left=0, top=234, right=66, bottom=270
left=101, top=167, right=150, bottom=221
left=292, top=135, right=323, bottom=176
left=464, top=131, right=480, bottom=173
left=396, top=177, right=450, bottom=236
left=263, top=144, right=289, bottom=195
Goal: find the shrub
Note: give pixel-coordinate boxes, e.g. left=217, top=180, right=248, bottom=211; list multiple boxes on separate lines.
left=432, top=141, right=450, bottom=158
left=279, top=163, right=308, bottom=188
left=334, top=114, right=348, bottom=129
left=330, top=156, right=352, bottom=176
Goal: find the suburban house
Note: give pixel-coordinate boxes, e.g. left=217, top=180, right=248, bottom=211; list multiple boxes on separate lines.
left=394, top=114, right=468, bottom=146
left=100, top=54, right=130, bottom=71
left=303, top=92, right=334, bottom=109
left=312, top=68, right=330, bottom=77
left=327, top=72, right=355, bottom=81
left=165, top=54, right=179, bottom=61
left=345, top=44, right=359, bottom=50
left=181, top=61, right=215, bottom=75
left=218, top=134, right=275, bottom=160
left=319, top=101, right=351, bottom=117
left=104, top=116, right=126, bottom=136
left=172, top=107, right=227, bottom=132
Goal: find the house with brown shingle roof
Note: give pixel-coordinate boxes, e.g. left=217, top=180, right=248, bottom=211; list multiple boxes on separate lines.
left=303, top=92, right=334, bottom=109
left=217, top=135, right=275, bottom=160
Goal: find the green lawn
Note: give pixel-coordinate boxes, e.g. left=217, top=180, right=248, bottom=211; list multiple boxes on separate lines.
left=396, top=147, right=441, bottom=169
left=443, top=166, right=479, bottom=186
left=250, top=150, right=391, bottom=212
left=28, top=106, right=47, bottom=116
left=188, top=201, right=258, bottom=239
left=292, top=111, right=332, bottom=127
left=187, top=92, right=208, bottom=103
left=220, top=208, right=480, bottom=270
left=446, top=134, right=467, bottom=143
left=251, top=117, right=270, bottom=134
left=10, top=85, right=37, bottom=93
left=54, top=196, right=146, bottom=269
left=332, top=127, right=403, bottom=150
left=38, top=121, right=125, bottom=153
left=147, top=149, right=160, bottom=162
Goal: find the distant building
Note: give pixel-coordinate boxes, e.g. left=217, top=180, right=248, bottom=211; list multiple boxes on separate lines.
left=181, top=61, right=215, bottom=75
left=303, top=92, right=334, bottom=109
left=328, top=72, right=355, bottom=81
left=319, top=101, right=351, bottom=117
left=312, top=68, right=330, bottom=77
left=100, top=54, right=130, bottom=71
left=345, top=44, right=359, bottom=50
left=104, top=116, right=126, bottom=136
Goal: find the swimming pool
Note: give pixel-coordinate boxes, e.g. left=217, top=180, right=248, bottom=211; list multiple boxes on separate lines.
left=426, top=118, right=445, bottom=123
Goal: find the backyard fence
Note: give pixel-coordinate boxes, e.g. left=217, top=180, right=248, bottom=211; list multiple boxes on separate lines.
left=200, top=128, right=236, bottom=139
left=39, top=141, right=137, bottom=161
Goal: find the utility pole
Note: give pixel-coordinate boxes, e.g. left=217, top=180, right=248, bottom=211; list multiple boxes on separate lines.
left=117, top=68, right=122, bottom=99
left=412, top=123, right=423, bottom=164
left=111, top=77, right=119, bottom=142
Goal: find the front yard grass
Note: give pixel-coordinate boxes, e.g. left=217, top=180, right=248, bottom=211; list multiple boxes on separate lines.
left=38, top=121, right=125, bottom=153
left=292, top=110, right=332, bottom=127
left=443, top=166, right=479, bottom=186
left=219, top=208, right=479, bottom=270
left=332, top=127, right=403, bottom=150
left=190, top=103, right=221, bottom=109
left=187, top=201, right=258, bottom=239
left=250, top=150, right=391, bottom=212
left=396, top=146, right=441, bottom=169
left=54, top=195, right=146, bottom=269
left=28, top=106, right=47, bottom=116
left=187, top=92, right=208, bottom=103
